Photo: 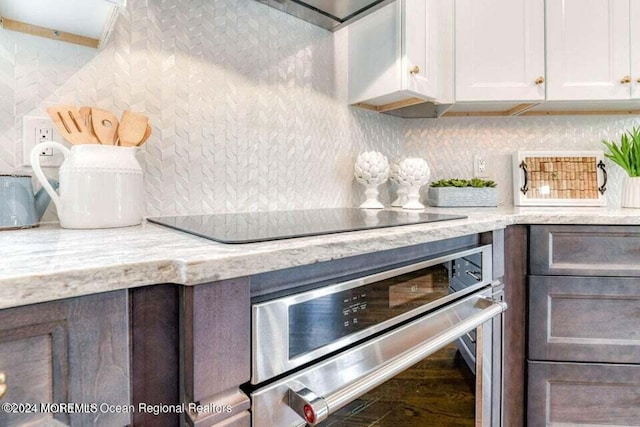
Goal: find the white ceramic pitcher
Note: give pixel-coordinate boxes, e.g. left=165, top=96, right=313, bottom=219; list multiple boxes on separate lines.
left=31, top=142, right=144, bottom=229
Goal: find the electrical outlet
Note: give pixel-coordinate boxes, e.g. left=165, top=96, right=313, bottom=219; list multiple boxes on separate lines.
left=474, top=155, right=489, bottom=178
left=38, top=128, right=54, bottom=156
left=22, top=116, right=64, bottom=167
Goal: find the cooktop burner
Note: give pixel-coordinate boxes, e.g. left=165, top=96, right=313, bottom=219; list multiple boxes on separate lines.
left=147, top=208, right=467, bottom=244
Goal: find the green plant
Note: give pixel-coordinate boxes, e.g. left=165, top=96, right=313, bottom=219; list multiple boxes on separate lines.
left=430, top=178, right=497, bottom=188
left=602, top=127, right=640, bottom=177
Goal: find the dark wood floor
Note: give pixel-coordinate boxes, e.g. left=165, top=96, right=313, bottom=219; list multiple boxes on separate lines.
left=319, top=344, right=476, bottom=427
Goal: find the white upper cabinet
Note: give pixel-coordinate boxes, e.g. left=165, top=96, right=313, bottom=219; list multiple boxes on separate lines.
left=631, top=0, right=640, bottom=99
left=348, top=0, right=452, bottom=109
left=403, top=0, right=439, bottom=100
left=455, top=0, right=545, bottom=102
left=348, top=0, right=640, bottom=116
left=546, top=0, right=631, bottom=100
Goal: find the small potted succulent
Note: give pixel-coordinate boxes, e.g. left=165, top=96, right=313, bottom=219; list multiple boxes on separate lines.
left=428, top=178, right=497, bottom=207
left=602, top=127, right=640, bottom=208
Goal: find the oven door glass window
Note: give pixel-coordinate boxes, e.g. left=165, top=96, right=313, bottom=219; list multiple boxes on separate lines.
left=317, top=342, right=476, bottom=427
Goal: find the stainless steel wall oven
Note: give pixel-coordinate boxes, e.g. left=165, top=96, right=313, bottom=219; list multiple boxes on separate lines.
left=249, top=245, right=506, bottom=426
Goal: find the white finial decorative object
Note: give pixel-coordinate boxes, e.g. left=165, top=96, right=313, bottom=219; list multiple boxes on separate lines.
left=397, top=158, right=431, bottom=210
left=354, top=151, right=390, bottom=209
left=389, top=161, right=408, bottom=207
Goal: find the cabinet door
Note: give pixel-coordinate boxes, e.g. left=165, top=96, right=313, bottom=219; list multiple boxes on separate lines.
left=632, top=0, right=640, bottom=98
left=546, top=0, right=631, bottom=100
left=529, top=275, right=640, bottom=364
left=529, top=225, right=640, bottom=276
left=528, top=361, right=640, bottom=427
left=0, top=292, right=130, bottom=427
left=348, top=2, right=402, bottom=105
left=403, top=0, right=438, bottom=99
left=455, top=0, right=545, bottom=101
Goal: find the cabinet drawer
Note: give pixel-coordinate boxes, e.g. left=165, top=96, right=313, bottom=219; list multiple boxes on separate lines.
left=529, top=275, right=640, bottom=363
left=0, top=291, right=130, bottom=427
left=530, top=225, right=640, bottom=276
left=528, top=361, right=640, bottom=427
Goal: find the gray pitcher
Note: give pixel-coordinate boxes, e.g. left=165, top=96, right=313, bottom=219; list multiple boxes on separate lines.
left=0, top=174, right=58, bottom=230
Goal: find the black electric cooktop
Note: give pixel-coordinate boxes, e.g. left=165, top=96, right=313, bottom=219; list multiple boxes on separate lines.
left=148, top=208, right=466, bottom=244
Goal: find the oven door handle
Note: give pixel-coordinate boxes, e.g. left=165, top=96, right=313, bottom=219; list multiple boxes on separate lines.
left=286, top=297, right=506, bottom=426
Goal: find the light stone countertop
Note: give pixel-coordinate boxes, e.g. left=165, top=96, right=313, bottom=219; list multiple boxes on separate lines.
left=2, top=206, right=640, bottom=310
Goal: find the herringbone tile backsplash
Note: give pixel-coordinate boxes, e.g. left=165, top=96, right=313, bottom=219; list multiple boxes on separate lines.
left=0, top=0, right=404, bottom=220
left=1, top=0, right=639, bottom=220
left=403, top=116, right=640, bottom=207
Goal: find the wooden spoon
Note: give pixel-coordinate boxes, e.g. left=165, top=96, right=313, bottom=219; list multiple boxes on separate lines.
left=79, top=106, right=92, bottom=128
left=137, top=125, right=152, bottom=146
left=46, top=106, right=99, bottom=145
left=118, top=111, right=148, bottom=147
left=91, top=108, right=119, bottom=145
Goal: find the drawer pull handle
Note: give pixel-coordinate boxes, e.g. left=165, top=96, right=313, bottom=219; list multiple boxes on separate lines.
left=285, top=297, right=506, bottom=425
left=0, top=372, right=7, bottom=400
left=621, top=76, right=632, bottom=84
left=534, top=76, right=545, bottom=85
left=409, top=65, right=420, bottom=75
left=519, top=161, right=528, bottom=195
left=597, top=160, right=607, bottom=194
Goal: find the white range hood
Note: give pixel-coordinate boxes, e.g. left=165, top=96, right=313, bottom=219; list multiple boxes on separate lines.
left=256, top=0, right=394, bottom=31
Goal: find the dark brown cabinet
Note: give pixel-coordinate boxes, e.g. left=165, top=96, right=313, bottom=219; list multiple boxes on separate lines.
left=528, top=362, right=640, bottom=427
left=181, top=278, right=251, bottom=427
left=0, top=291, right=130, bottom=427
left=530, top=224, right=640, bottom=276
left=529, top=275, right=640, bottom=364
left=528, top=225, right=640, bottom=426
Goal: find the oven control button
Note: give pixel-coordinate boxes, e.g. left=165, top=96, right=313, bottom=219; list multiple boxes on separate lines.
left=344, top=320, right=350, bottom=327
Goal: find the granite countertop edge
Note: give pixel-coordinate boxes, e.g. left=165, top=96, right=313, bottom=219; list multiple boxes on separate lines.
left=2, top=206, right=640, bottom=309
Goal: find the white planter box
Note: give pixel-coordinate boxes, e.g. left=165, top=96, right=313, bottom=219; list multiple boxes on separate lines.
left=428, top=187, right=498, bottom=207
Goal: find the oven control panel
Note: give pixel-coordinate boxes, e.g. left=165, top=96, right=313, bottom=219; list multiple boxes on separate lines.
left=286, top=248, right=488, bottom=360
left=341, top=291, right=368, bottom=328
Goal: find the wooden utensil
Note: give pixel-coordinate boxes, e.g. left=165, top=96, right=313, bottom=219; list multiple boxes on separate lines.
left=79, top=106, right=91, bottom=127
left=118, top=111, right=148, bottom=147
left=46, top=106, right=99, bottom=145
left=91, top=108, right=119, bottom=145
left=78, top=106, right=98, bottom=143
left=137, top=125, right=152, bottom=146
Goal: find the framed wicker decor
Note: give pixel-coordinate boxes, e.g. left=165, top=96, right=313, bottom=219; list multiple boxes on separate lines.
left=512, top=151, right=607, bottom=206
